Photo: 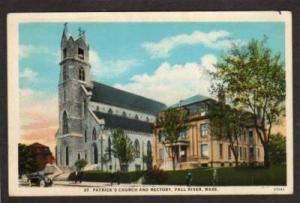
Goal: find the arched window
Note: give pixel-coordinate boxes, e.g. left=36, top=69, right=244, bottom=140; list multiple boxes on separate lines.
left=134, top=139, right=140, bottom=158
left=78, top=153, right=81, bottom=160
left=92, top=128, right=97, bottom=140
left=147, top=141, right=152, bottom=156
left=84, top=130, right=87, bottom=142
left=92, top=143, right=98, bottom=164
left=108, top=137, right=112, bottom=159
left=122, top=111, right=127, bottom=117
left=135, top=114, right=139, bottom=120
left=108, top=108, right=113, bottom=114
left=65, top=146, right=69, bottom=166
left=62, top=111, right=68, bottom=134
left=63, top=66, right=67, bottom=81
left=79, top=67, right=85, bottom=81
left=146, top=117, right=149, bottom=122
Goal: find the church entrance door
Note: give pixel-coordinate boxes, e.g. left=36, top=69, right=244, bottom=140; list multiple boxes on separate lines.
left=92, top=143, right=98, bottom=164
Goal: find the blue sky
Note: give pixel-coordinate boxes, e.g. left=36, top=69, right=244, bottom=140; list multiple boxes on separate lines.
left=19, top=22, right=285, bottom=104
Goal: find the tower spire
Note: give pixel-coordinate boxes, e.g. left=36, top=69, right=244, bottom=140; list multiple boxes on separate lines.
left=62, top=22, right=70, bottom=41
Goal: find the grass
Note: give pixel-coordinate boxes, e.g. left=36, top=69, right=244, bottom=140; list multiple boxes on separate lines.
left=69, top=165, right=286, bottom=186
left=159, top=165, right=286, bottom=186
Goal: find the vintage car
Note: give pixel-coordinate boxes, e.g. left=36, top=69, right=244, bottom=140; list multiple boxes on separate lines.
left=25, top=173, right=53, bottom=187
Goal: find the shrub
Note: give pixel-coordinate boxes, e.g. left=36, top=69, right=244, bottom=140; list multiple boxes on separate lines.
left=68, top=170, right=145, bottom=183
left=74, top=159, right=88, bottom=170
left=143, top=167, right=167, bottom=184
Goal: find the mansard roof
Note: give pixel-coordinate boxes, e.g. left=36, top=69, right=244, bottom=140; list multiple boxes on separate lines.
left=91, top=81, right=167, bottom=115
left=93, top=111, right=153, bottom=134
left=170, top=94, right=213, bottom=108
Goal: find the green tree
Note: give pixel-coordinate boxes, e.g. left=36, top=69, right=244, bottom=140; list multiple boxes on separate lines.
left=208, top=97, right=250, bottom=166
left=74, top=159, right=87, bottom=171
left=269, top=133, right=286, bottom=164
left=111, top=128, right=135, bottom=172
left=18, top=143, right=38, bottom=175
left=156, top=108, right=189, bottom=170
left=143, top=150, right=153, bottom=171
left=211, top=38, right=285, bottom=167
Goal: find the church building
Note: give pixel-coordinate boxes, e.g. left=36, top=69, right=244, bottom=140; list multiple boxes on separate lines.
left=55, top=24, right=166, bottom=172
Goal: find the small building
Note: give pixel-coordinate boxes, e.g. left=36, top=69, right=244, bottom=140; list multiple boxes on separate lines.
left=153, top=95, right=264, bottom=170
left=28, top=143, right=54, bottom=171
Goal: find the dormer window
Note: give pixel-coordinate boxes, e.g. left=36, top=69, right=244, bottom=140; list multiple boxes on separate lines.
left=78, top=48, right=84, bottom=60
left=79, top=67, right=85, bottom=81
left=63, top=48, right=67, bottom=59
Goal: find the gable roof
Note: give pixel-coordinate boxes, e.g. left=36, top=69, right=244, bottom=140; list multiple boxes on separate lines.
left=91, top=81, right=167, bottom=115
left=170, top=94, right=212, bottom=108
left=93, top=111, right=153, bottom=134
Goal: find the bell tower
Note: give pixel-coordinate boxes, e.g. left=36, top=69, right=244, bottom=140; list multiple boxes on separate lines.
left=57, top=23, right=91, bottom=167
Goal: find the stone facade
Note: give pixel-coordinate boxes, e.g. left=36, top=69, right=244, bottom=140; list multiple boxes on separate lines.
left=56, top=24, right=166, bottom=172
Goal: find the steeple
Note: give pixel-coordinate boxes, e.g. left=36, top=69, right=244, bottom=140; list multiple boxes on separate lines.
left=61, top=23, right=70, bottom=46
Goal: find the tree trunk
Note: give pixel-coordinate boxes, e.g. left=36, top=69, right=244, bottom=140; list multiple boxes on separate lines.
left=263, top=144, right=270, bottom=168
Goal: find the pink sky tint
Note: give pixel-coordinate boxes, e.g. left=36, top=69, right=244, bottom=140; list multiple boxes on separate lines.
left=20, top=89, right=58, bottom=155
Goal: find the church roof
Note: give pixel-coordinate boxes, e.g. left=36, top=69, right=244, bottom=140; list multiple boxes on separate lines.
left=91, top=81, right=167, bottom=115
left=93, top=111, right=153, bottom=134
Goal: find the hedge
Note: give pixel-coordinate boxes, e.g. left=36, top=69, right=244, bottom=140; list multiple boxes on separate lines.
left=68, top=170, right=145, bottom=183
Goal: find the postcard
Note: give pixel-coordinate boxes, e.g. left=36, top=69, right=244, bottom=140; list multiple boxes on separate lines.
left=7, top=11, right=293, bottom=196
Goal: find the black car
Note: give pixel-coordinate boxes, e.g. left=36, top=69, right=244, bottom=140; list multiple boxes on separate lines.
left=26, top=173, right=53, bottom=187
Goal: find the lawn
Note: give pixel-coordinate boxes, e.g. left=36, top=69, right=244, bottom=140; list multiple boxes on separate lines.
left=68, top=165, right=286, bottom=186
left=157, top=165, right=286, bottom=186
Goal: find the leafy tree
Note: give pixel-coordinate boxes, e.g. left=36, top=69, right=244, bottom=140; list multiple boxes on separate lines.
left=111, top=128, right=135, bottom=172
left=269, top=133, right=286, bottom=164
left=211, top=37, right=285, bottom=167
left=74, top=159, right=87, bottom=171
left=208, top=98, right=250, bottom=166
left=18, top=143, right=38, bottom=175
left=156, top=108, right=189, bottom=170
left=143, top=150, right=153, bottom=171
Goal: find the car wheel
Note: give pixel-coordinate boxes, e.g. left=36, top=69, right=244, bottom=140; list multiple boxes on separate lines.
left=39, top=180, right=46, bottom=187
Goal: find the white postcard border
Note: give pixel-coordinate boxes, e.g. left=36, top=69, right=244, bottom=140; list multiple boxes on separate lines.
left=7, top=11, right=293, bottom=196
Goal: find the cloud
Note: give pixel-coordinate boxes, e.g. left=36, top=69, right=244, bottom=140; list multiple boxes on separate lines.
left=142, top=30, right=244, bottom=58
left=20, top=68, right=38, bottom=83
left=114, top=54, right=217, bottom=106
left=19, top=44, right=49, bottom=60
left=20, top=89, right=58, bottom=154
left=90, top=50, right=141, bottom=78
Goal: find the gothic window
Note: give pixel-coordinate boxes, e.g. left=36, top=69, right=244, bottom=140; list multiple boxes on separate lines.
left=134, top=139, right=140, bottom=158
left=108, top=137, right=112, bottom=159
left=65, top=146, right=69, bottom=166
left=78, top=48, right=84, bottom=60
left=135, top=114, right=139, bottom=120
left=78, top=153, right=81, bottom=160
left=146, top=117, right=149, bottom=122
left=122, top=111, right=127, bottom=117
left=79, top=67, right=85, bottom=81
left=84, top=130, right=87, bottom=142
left=63, top=48, right=67, bottom=58
left=62, top=111, right=68, bottom=134
left=108, top=108, right=113, bottom=114
left=63, top=66, right=67, bottom=81
left=147, top=140, right=152, bottom=156
left=92, top=128, right=97, bottom=140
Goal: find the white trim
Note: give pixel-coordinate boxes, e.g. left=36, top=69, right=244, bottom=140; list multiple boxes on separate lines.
left=88, top=108, right=105, bottom=125
left=81, top=85, right=92, bottom=96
